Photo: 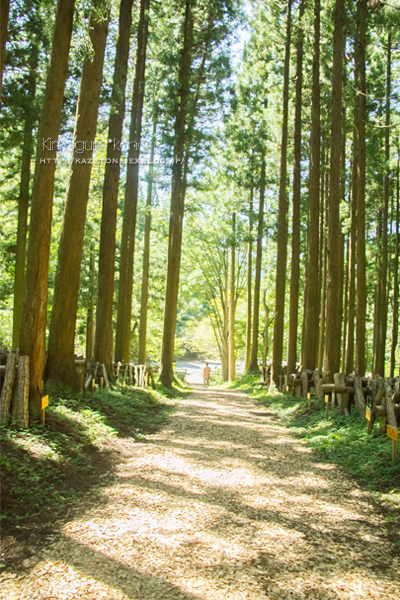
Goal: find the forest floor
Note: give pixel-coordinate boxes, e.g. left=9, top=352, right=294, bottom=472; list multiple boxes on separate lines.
left=1, top=386, right=400, bottom=600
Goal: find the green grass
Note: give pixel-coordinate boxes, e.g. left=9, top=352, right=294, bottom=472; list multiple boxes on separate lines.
left=0, top=384, right=178, bottom=528
left=231, top=376, right=400, bottom=505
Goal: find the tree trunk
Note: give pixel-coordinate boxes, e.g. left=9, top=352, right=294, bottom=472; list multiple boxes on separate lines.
left=355, top=0, right=367, bottom=377
left=0, top=0, right=10, bottom=111
left=323, top=0, right=345, bottom=382
left=318, top=170, right=328, bottom=371
left=46, top=5, right=109, bottom=388
left=249, top=157, right=265, bottom=372
left=94, top=0, right=134, bottom=377
left=86, top=246, right=96, bottom=362
left=373, top=212, right=382, bottom=376
left=160, top=0, right=194, bottom=387
left=272, top=0, right=292, bottom=386
left=19, top=0, right=76, bottom=417
left=287, top=0, right=304, bottom=375
left=244, top=188, right=253, bottom=373
left=390, top=157, right=399, bottom=377
left=229, top=212, right=236, bottom=382
left=115, top=0, right=150, bottom=364
left=262, top=289, right=269, bottom=369
left=12, top=50, right=38, bottom=349
left=222, top=258, right=229, bottom=382
left=377, top=31, right=391, bottom=377
left=317, top=143, right=326, bottom=371
left=138, top=110, right=157, bottom=366
left=345, top=128, right=358, bottom=375
left=342, top=234, right=349, bottom=372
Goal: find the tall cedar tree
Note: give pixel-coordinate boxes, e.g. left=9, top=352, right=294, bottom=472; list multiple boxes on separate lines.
left=287, top=0, right=304, bottom=375
left=138, top=108, right=157, bottom=365
left=12, top=45, right=38, bottom=348
left=355, top=0, right=367, bottom=376
left=302, top=0, right=320, bottom=370
left=46, top=3, right=110, bottom=387
left=114, top=0, right=150, bottom=364
left=345, top=126, right=358, bottom=374
left=229, top=212, right=236, bottom=381
left=94, top=0, right=134, bottom=376
left=323, top=0, right=345, bottom=382
left=390, top=158, right=399, bottom=377
left=248, top=156, right=265, bottom=372
left=160, top=0, right=194, bottom=387
left=272, top=0, right=292, bottom=386
left=20, top=0, right=76, bottom=415
left=0, top=0, right=10, bottom=110
left=376, top=31, right=391, bottom=376
left=244, top=187, right=253, bottom=372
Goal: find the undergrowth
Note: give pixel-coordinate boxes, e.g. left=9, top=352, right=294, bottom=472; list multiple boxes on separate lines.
left=0, top=384, right=178, bottom=530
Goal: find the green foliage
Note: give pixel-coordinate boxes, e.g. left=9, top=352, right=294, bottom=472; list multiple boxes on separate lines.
left=0, top=386, right=177, bottom=527
left=230, top=376, right=400, bottom=502
left=256, top=387, right=400, bottom=496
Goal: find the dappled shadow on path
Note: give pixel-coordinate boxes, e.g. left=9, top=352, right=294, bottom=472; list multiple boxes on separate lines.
left=1, top=386, right=399, bottom=600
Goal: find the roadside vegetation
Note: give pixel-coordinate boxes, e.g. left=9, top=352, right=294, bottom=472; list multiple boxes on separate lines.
left=0, top=384, right=181, bottom=532
left=231, top=376, right=400, bottom=507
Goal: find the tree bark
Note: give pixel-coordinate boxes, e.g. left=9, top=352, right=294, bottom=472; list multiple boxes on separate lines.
left=342, top=234, right=349, bottom=372
left=377, top=31, right=391, bottom=377
left=94, top=0, right=134, bottom=376
left=272, top=0, right=292, bottom=386
left=345, top=128, right=358, bottom=374
left=160, top=0, right=194, bottom=387
left=0, top=351, right=17, bottom=423
left=46, top=5, right=109, bottom=388
left=262, top=289, right=269, bottom=369
left=12, top=355, right=29, bottom=428
left=19, top=0, right=76, bottom=416
left=115, top=0, right=150, bottom=364
left=287, top=0, right=304, bottom=375
left=0, top=0, right=10, bottom=111
left=353, top=374, right=366, bottom=417
left=323, top=0, right=345, bottom=382
left=86, top=246, right=96, bottom=362
left=12, top=49, right=38, bottom=349
left=244, top=188, right=253, bottom=373
left=229, top=212, right=236, bottom=382
left=373, top=211, right=382, bottom=376
left=318, top=168, right=328, bottom=371
left=355, top=0, right=367, bottom=377
left=138, top=109, right=157, bottom=365
left=390, top=157, right=399, bottom=377
left=249, top=157, right=265, bottom=372
left=317, top=143, right=327, bottom=371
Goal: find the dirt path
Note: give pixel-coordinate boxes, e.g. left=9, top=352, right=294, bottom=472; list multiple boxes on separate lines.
left=1, top=387, right=399, bottom=600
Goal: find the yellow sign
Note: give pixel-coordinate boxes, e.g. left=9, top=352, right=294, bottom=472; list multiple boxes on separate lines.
left=366, top=408, right=371, bottom=421
left=41, top=395, right=49, bottom=410
left=325, top=394, right=329, bottom=404
left=307, top=393, right=311, bottom=400
left=387, top=426, right=398, bottom=442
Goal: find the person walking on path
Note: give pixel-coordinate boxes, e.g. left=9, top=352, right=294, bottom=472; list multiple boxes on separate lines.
left=203, top=361, right=211, bottom=387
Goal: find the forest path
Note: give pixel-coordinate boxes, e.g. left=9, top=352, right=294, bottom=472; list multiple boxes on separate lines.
left=2, top=386, right=400, bottom=600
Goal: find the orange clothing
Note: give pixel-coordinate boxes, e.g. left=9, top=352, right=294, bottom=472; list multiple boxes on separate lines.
left=203, top=365, right=211, bottom=379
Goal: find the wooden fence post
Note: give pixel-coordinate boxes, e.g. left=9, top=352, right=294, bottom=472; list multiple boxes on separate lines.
left=12, top=355, right=29, bottom=428
left=0, top=351, right=18, bottom=424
